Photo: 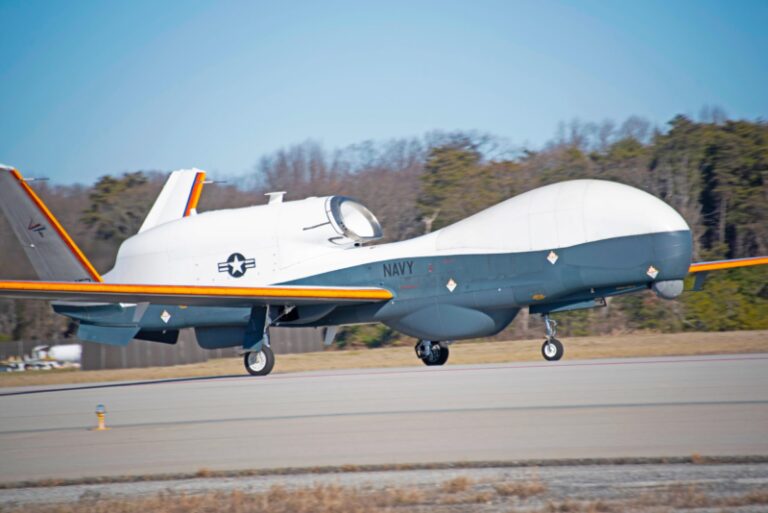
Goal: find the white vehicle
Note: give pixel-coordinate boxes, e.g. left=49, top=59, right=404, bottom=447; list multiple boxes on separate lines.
left=32, top=344, right=82, bottom=363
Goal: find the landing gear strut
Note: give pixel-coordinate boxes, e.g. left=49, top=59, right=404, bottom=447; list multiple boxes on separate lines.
left=243, top=305, right=284, bottom=376
left=244, top=346, right=275, bottom=376
left=541, top=314, right=564, bottom=361
left=415, top=340, right=449, bottom=366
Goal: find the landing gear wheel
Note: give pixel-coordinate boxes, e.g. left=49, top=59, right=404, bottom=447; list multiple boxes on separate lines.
left=541, top=338, right=564, bottom=361
left=417, top=341, right=449, bottom=366
left=244, top=346, right=275, bottom=376
left=435, top=344, right=450, bottom=365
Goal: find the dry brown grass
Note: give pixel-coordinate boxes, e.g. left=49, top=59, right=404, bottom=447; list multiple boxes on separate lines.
left=194, top=467, right=213, bottom=478
left=4, top=478, right=768, bottom=513
left=439, top=490, right=494, bottom=505
left=2, top=485, right=377, bottom=513
left=1, top=330, right=766, bottom=388
left=441, top=475, right=474, bottom=493
left=493, top=478, right=548, bottom=498
left=546, top=499, right=616, bottom=513
left=631, top=483, right=768, bottom=510
left=377, top=486, right=425, bottom=506
left=726, top=490, right=768, bottom=506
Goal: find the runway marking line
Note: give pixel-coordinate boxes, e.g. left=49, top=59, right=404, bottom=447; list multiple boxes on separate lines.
left=2, top=399, right=767, bottom=436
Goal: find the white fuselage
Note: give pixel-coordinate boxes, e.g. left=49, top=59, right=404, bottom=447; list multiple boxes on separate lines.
left=105, top=180, right=689, bottom=286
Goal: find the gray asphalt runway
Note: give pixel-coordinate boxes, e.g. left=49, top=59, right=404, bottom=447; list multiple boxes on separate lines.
left=1, top=354, right=767, bottom=483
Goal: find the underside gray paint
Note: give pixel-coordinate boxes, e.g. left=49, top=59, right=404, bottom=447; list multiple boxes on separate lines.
left=195, top=326, right=246, bottom=349
left=58, top=230, right=693, bottom=345
left=77, top=323, right=139, bottom=346
left=529, top=297, right=606, bottom=314
left=386, top=304, right=520, bottom=340
left=288, top=230, right=692, bottom=339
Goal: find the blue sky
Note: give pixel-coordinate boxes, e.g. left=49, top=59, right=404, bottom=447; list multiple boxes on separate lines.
left=1, top=0, right=766, bottom=184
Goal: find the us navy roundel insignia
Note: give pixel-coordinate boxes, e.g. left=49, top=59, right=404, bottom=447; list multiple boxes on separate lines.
left=218, top=253, right=256, bottom=278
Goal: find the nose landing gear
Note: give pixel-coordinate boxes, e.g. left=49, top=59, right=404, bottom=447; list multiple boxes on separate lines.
left=541, top=314, right=564, bottom=361
left=243, top=345, right=275, bottom=376
left=415, top=340, right=450, bottom=366
left=244, top=346, right=275, bottom=376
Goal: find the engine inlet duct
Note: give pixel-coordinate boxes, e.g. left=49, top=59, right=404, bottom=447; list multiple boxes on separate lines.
left=326, top=196, right=383, bottom=243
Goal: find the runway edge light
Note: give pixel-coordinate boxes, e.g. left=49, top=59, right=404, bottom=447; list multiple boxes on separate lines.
left=92, top=403, right=110, bottom=431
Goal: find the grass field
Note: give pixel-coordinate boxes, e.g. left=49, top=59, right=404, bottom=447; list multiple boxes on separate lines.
left=1, top=330, right=766, bottom=388
left=5, top=475, right=768, bottom=513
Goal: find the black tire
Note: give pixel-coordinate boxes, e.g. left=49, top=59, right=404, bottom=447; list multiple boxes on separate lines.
left=244, top=346, right=275, bottom=376
left=435, top=343, right=450, bottom=365
left=421, top=342, right=449, bottom=366
left=541, top=338, right=564, bottom=361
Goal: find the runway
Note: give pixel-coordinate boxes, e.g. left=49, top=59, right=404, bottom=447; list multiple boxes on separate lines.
left=1, top=354, right=767, bottom=483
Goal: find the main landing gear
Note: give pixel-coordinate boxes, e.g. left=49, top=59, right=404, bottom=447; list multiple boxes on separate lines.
left=415, top=340, right=449, bottom=366
left=541, top=314, right=564, bottom=361
left=244, top=346, right=275, bottom=376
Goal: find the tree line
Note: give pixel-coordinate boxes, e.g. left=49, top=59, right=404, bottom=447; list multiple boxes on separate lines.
left=1, top=113, right=766, bottom=345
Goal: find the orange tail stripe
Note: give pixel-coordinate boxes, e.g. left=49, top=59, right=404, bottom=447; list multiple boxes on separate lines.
left=10, top=170, right=103, bottom=282
left=183, top=171, right=206, bottom=217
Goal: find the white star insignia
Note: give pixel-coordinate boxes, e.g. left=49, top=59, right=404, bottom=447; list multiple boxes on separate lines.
left=229, top=254, right=245, bottom=274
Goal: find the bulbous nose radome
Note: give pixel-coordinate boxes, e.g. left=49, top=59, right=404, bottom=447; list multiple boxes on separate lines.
left=434, top=179, right=693, bottom=260
left=577, top=180, right=691, bottom=245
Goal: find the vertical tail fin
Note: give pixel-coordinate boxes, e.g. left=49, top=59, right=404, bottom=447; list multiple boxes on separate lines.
left=138, top=169, right=206, bottom=233
left=0, top=166, right=102, bottom=282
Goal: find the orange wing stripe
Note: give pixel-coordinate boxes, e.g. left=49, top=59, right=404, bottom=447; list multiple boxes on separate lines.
left=183, top=171, right=206, bottom=217
left=689, top=256, right=768, bottom=273
left=10, top=170, right=103, bottom=283
left=0, top=281, right=393, bottom=300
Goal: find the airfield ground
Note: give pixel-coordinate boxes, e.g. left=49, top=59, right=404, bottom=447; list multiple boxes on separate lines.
left=1, top=329, right=767, bottom=387
left=4, top=462, right=768, bottom=512
left=1, top=354, right=766, bottom=479
left=1, top=333, right=767, bottom=512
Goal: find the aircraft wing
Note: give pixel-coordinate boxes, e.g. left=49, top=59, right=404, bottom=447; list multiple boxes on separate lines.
left=688, top=256, right=768, bottom=273
left=688, top=256, right=768, bottom=291
left=0, top=280, right=394, bottom=306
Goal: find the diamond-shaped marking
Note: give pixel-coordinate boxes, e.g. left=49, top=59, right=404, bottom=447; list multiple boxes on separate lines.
left=547, top=251, right=559, bottom=265
left=160, top=310, right=171, bottom=324
left=646, top=265, right=659, bottom=279
left=446, top=278, right=457, bottom=292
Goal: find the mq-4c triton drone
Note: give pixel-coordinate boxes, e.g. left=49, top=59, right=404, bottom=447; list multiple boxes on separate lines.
left=0, top=166, right=765, bottom=375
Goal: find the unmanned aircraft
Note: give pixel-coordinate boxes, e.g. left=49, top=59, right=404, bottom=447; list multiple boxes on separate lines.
left=0, top=166, right=765, bottom=375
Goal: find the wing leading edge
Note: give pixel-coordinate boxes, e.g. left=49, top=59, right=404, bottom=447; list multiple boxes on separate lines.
left=687, top=256, right=768, bottom=291
left=0, top=280, right=394, bottom=307
left=688, top=256, right=768, bottom=273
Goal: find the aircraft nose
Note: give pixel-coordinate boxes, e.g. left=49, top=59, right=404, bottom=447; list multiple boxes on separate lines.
left=579, top=180, right=691, bottom=244
left=651, top=229, right=693, bottom=280
left=580, top=181, right=692, bottom=280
